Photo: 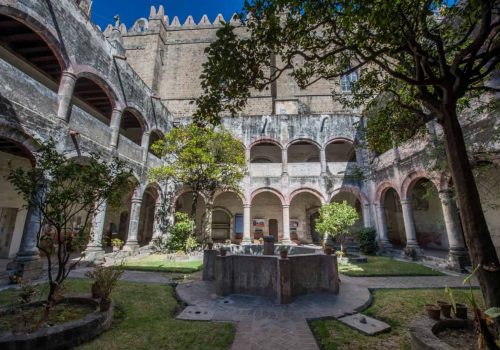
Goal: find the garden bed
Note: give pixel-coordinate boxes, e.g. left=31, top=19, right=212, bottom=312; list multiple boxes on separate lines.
left=338, top=256, right=444, bottom=277
left=122, top=254, right=203, bottom=273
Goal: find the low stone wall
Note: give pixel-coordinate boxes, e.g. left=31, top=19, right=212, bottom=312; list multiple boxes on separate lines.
left=228, top=244, right=322, bottom=256
left=410, top=315, right=473, bottom=350
left=214, top=253, right=339, bottom=304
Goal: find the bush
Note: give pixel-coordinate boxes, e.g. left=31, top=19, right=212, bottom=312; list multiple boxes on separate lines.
left=357, top=228, right=377, bottom=255
left=167, top=212, right=198, bottom=253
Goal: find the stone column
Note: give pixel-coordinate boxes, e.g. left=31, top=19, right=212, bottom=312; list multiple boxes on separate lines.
left=320, top=148, right=327, bottom=175
left=12, top=186, right=45, bottom=279
left=109, top=108, right=123, bottom=149
left=281, top=148, right=288, bottom=175
left=123, top=196, right=142, bottom=251
left=362, top=203, right=371, bottom=228
left=439, top=191, right=468, bottom=269
left=282, top=205, right=291, bottom=244
left=242, top=204, right=252, bottom=244
left=375, top=204, right=392, bottom=248
left=84, top=201, right=107, bottom=262
left=245, top=148, right=251, bottom=175
left=400, top=199, right=419, bottom=249
left=56, top=71, right=77, bottom=121
left=141, top=131, right=150, bottom=164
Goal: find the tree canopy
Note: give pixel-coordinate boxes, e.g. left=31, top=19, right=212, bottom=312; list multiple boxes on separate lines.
left=316, top=201, right=359, bottom=248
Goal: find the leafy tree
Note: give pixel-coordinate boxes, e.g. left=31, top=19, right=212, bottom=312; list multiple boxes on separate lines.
left=7, top=139, right=130, bottom=312
left=316, top=201, right=359, bottom=252
left=150, top=123, right=246, bottom=244
left=166, top=212, right=198, bottom=253
left=357, top=227, right=378, bottom=255
left=194, top=0, right=500, bottom=317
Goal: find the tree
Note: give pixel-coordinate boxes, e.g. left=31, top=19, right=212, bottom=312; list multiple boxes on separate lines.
left=166, top=212, right=198, bottom=253
left=194, top=0, right=500, bottom=317
left=316, top=201, right=359, bottom=252
left=150, top=123, right=246, bottom=244
left=7, top=139, right=130, bottom=312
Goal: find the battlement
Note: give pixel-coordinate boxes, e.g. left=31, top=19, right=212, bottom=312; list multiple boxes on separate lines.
left=102, top=5, right=242, bottom=36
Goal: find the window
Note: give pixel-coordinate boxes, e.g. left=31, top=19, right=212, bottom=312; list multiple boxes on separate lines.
left=340, top=70, right=358, bottom=93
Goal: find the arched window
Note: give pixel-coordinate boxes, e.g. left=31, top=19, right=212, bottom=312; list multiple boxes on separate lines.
left=120, top=109, right=145, bottom=146
left=73, top=77, right=114, bottom=122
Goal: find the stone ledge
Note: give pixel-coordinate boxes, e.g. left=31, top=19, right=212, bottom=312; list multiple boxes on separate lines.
left=410, top=315, right=473, bottom=350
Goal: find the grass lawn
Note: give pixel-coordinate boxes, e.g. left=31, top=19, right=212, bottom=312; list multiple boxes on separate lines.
left=311, top=288, right=482, bottom=350
left=0, top=279, right=235, bottom=350
left=338, top=256, right=444, bottom=277
left=122, top=254, right=203, bottom=273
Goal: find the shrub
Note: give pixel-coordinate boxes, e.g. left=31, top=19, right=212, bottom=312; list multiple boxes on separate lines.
left=167, top=212, right=197, bottom=253
left=357, top=228, right=378, bottom=255
left=85, top=265, right=124, bottom=303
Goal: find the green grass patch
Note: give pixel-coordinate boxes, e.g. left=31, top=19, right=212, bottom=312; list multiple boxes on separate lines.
left=311, top=288, right=482, bottom=350
left=122, top=254, right=203, bottom=274
left=0, top=279, right=235, bottom=350
left=338, top=256, right=444, bottom=277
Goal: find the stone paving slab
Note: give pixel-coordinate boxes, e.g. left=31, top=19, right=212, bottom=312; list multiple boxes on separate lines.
left=177, top=306, right=215, bottom=321
left=338, top=313, right=391, bottom=335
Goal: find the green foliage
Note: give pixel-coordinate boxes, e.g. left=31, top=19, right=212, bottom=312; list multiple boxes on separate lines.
left=357, top=228, right=378, bottom=255
left=7, top=138, right=131, bottom=304
left=111, top=238, right=124, bottom=248
left=316, top=201, right=359, bottom=247
left=85, top=265, right=124, bottom=302
left=166, top=212, right=197, bottom=254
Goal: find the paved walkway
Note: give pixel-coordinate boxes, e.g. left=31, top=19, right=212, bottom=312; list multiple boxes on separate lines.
left=175, top=273, right=477, bottom=350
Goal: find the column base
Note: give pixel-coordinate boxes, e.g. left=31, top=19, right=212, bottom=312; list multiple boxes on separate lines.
left=8, top=256, right=44, bottom=280
left=447, top=248, right=469, bottom=271
left=122, top=240, right=140, bottom=252
left=378, top=239, right=393, bottom=251
left=404, top=241, right=421, bottom=260
left=83, top=245, right=105, bottom=263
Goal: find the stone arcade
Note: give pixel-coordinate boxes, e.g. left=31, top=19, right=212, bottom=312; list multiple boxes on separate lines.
left=0, top=1, right=499, bottom=279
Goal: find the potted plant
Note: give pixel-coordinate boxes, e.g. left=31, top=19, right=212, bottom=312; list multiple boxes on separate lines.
left=111, top=238, right=124, bottom=252
left=425, top=304, right=441, bottom=320
left=85, top=265, right=123, bottom=311
left=315, top=201, right=359, bottom=254
left=437, top=300, right=452, bottom=318
left=280, top=247, right=288, bottom=259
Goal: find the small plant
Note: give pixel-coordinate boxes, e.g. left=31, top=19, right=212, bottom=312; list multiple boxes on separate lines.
left=111, top=238, right=124, bottom=249
left=316, top=201, right=359, bottom=252
left=357, top=228, right=377, bottom=255
left=18, top=278, right=38, bottom=305
left=85, top=265, right=124, bottom=311
left=166, top=212, right=197, bottom=253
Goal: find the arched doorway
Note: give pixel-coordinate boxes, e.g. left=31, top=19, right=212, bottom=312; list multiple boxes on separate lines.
left=120, top=109, right=146, bottom=146
left=250, top=191, right=283, bottom=241
left=138, top=185, right=160, bottom=246
left=213, top=191, right=244, bottom=243
left=0, top=137, right=35, bottom=258
left=72, top=77, right=114, bottom=123
left=383, top=188, right=406, bottom=247
left=410, top=178, right=448, bottom=251
left=289, top=192, right=322, bottom=243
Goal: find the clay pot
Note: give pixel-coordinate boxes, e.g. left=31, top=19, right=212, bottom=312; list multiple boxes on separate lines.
left=437, top=300, right=452, bottom=318
left=454, top=303, right=468, bottom=319
left=280, top=250, right=288, bottom=259
left=207, top=242, right=214, bottom=250
left=425, top=304, right=441, bottom=320
left=324, top=247, right=333, bottom=255
left=220, top=248, right=227, bottom=257
left=100, top=299, right=112, bottom=312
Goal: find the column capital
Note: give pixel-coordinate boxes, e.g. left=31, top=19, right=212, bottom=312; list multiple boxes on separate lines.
left=243, top=204, right=251, bottom=209
left=282, top=204, right=290, bottom=209
left=112, top=107, right=123, bottom=114
left=400, top=199, right=412, bottom=205
left=61, top=70, right=77, bottom=80
left=131, top=197, right=143, bottom=205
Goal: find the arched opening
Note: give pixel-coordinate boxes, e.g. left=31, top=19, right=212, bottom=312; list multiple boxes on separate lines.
left=73, top=77, right=114, bottom=122
left=410, top=178, right=448, bottom=251
left=148, top=130, right=163, bottom=155
left=0, top=137, right=35, bottom=258
left=175, top=191, right=206, bottom=238
left=213, top=191, right=243, bottom=243
left=289, top=192, right=322, bottom=244
left=0, top=14, right=63, bottom=83
left=138, top=185, right=159, bottom=246
left=331, top=191, right=364, bottom=240
left=120, top=109, right=145, bottom=146
left=325, top=140, right=356, bottom=162
left=288, top=141, right=321, bottom=177
left=250, top=142, right=282, bottom=177
left=474, top=162, right=500, bottom=256
left=383, top=188, right=406, bottom=247
left=250, top=191, right=283, bottom=242
left=101, top=178, right=137, bottom=249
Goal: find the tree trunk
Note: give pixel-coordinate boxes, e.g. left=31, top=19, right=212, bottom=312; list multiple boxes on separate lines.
left=439, top=105, right=500, bottom=313
left=202, top=194, right=214, bottom=245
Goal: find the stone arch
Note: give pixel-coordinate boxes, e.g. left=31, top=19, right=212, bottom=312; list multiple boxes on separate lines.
left=214, top=189, right=246, bottom=205
left=251, top=187, right=286, bottom=206
left=375, top=181, right=400, bottom=205
left=249, top=137, right=283, bottom=150
left=286, top=138, right=321, bottom=163
left=289, top=188, right=326, bottom=204
left=324, top=137, right=356, bottom=162
left=0, top=126, right=38, bottom=165
left=250, top=138, right=283, bottom=165
left=148, top=129, right=164, bottom=154
left=120, top=107, right=148, bottom=146
left=330, top=186, right=368, bottom=205
left=0, top=6, right=70, bottom=79
left=137, top=183, right=160, bottom=246
left=132, top=18, right=149, bottom=32
left=285, top=138, right=322, bottom=151
left=400, top=170, right=441, bottom=200
left=211, top=206, right=233, bottom=242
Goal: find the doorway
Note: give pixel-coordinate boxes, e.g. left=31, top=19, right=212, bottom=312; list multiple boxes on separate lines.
left=268, top=219, right=278, bottom=240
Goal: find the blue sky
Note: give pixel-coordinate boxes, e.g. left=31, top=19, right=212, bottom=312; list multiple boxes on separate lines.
left=91, top=1, right=246, bottom=29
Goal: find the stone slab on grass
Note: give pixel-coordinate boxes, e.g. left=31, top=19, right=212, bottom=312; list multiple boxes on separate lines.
left=176, top=306, right=214, bottom=321
left=337, top=313, right=391, bottom=335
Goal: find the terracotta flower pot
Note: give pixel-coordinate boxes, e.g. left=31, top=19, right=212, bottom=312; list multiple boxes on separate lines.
left=220, top=248, right=227, bottom=257
left=425, top=304, right=441, bottom=320
left=437, top=300, right=452, bottom=318
left=454, top=303, right=468, bottom=319
left=280, top=250, right=288, bottom=259
left=207, top=242, right=214, bottom=250
left=324, top=247, right=333, bottom=255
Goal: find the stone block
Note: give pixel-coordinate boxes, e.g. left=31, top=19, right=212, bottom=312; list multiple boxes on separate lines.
left=202, top=249, right=218, bottom=281
left=337, top=313, right=391, bottom=336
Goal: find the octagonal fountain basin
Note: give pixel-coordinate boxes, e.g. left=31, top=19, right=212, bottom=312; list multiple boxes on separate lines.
left=203, top=244, right=339, bottom=304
